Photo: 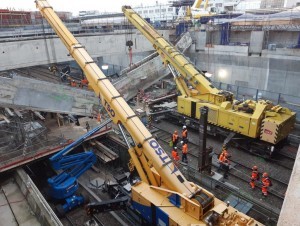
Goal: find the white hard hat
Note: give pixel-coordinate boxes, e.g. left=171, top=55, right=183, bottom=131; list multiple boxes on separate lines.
left=183, top=125, right=186, bottom=129
left=174, top=147, right=177, bottom=150
left=180, top=141, right=184, bottom=144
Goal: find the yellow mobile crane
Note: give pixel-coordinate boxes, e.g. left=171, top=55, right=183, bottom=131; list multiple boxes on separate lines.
left=122, top=6, right=296, bottom=155
left=177, top=0, right=215, bottom=21
left=36, top=0, right=262, bottom=225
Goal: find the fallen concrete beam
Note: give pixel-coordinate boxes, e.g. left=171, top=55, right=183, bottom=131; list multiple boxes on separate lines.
left=0, top=75, right=99, bottom=116
left=0, top=33, right=191, bottom=115
left=115, top=32, right=192, bottom=100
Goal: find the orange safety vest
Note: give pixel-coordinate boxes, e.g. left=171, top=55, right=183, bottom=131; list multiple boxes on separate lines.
left=81, top=78, right=88, bottom=85
left=182, top=129, right=187, bottom=138
left=172, top=150, right=179, bottom=161
left=71, top=81, right=77, bottom=87
left=182, top=144, right=188, bottom=154
left=262, top=177, right=271, bottom=187
left=222, top=149, right=228, bottom=156
left=218, top=153, right=225, bottom=162
left=219, top=154, right=230, bottom=165
left=251, top=170, right=259, bottom=180
left=172, top=133, right=178, bottom=142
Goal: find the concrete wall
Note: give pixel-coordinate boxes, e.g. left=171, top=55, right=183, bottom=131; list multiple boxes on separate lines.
left=230, top=31, right=252, bottom=44
left=0, top=30, right=171, bottom=71
left=268, top=31, right=299, bottom=48
left=14, top=169, right=62, bottom=226
left=187, top=47, right=300, bottom=96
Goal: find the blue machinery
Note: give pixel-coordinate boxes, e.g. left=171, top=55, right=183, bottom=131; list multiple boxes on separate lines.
left=47, top=119, right=111, bottom=214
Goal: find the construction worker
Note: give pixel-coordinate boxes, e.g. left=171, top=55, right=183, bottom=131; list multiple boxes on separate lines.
left=86, top=121, right=90, bottom=131
left=49, top=64, right=58, bottom=75
left=181, top=141, right=188, bottom=163
left=71, top=80, right=77, bottom=87
left=221, top=144, right=231, bottom=159
left=172, top=130, right=179, bottom=148
left=218, top=152, right=230, bottom=179
left=261, top=172, right=272, bottom=196
left=80, top=77, right=89, bottom=88
left=249, top=166, right=259, bottom=189
left=182, top=125, right=188, bottom=143
left=171, top=147, right=180, bottom=166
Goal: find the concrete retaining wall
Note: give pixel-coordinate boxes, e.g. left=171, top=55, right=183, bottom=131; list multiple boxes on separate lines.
left=14, top=169, right=62, bottom=226
left=0, top=30, right=172, bottom=71
left=187, top=48, right=300, bottom=97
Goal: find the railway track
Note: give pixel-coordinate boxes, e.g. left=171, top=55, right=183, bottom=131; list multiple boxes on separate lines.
left=227, top=161, right=287, bottom=200
left=153, top=126, right=288, bottom=201
left=269, top=152, right=295, bottom=170
left=15, top=67, right=60, bottom=83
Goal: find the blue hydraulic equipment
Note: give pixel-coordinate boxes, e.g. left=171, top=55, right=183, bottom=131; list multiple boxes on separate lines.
left=47, top=119, right=111, bottom=214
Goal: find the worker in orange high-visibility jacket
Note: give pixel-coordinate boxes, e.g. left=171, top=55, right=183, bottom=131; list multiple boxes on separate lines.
left=218, top=152, right=230, bottom=179
left=80, top=77, right=89, bottom=88
left=171, top=147, right=180, bottom=166
left=261, top=172, right=272, bottom=196
left=221, top=144, right=231, bottom=159
left=250, top=166, right=260, bottom=189
left=221, top=144, right=228, bottom=155
left=172, top=130, right=179, bottom=148
left=71, top=80, right=77, bottom=87
left=181, top=141, right=188, bottom=163
left=182, top=125, right=188, bottom=143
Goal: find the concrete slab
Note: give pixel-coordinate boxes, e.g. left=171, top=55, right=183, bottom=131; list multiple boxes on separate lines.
left=278, top=145, right=300, bottom=226
left=0, top=75, right=99, bottom=116
left=1, top=180, right=41, bottom=226
left=0, top=188, right=18, bottom=226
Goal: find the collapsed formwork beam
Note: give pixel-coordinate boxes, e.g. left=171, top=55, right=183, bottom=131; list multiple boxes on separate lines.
left=0, top=75, right=100, bottom=116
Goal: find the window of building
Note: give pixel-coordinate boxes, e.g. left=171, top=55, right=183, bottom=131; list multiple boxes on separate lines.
left=149, top=10, right=154, bottom=13
left=161, top=8, right=166, bottom=12
left=168, top=8, right=173, bottom=12
left=138, top=11, right=142, bottom=14
left=155, top=9, right=160, bottom=13
left=143, top=10, right=148, bottom=14
left=216, top=3, right=222, bottom=7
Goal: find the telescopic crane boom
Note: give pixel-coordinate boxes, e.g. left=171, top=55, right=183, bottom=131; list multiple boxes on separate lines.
left=36, top=1, right=263, bottom=225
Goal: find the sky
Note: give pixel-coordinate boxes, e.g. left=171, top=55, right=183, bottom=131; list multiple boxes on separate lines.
left=0, top=0, right=170, bottom=15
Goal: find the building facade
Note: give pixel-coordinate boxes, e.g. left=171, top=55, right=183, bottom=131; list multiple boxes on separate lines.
left=133, top=4, right=177, bottom=22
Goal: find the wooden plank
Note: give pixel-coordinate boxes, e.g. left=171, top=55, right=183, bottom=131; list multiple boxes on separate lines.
left=0, top=114, right=10, bottom=123
left=4, top=108, right=14, bottom=116
left=34, top=111, right=45, bottom=120
left=94, top=141, right=118, bottom=160
left=13, top=110, right=23, bottom=118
